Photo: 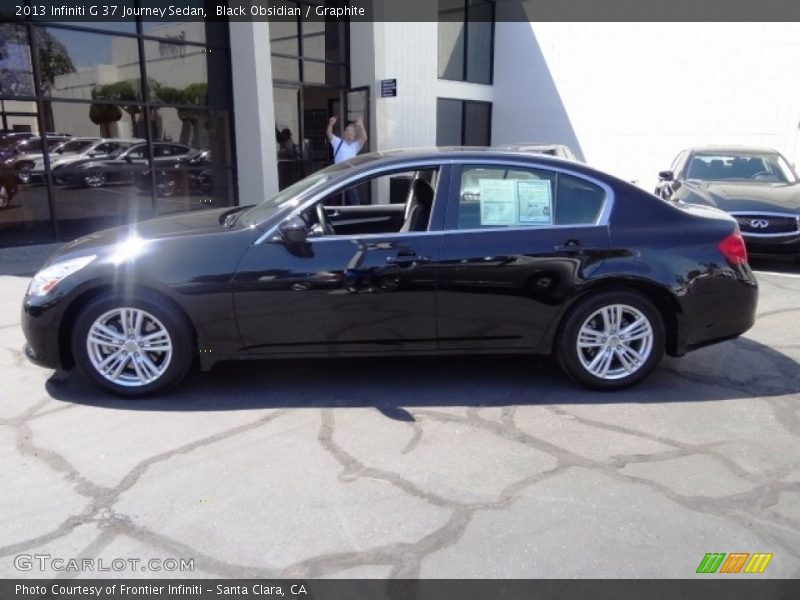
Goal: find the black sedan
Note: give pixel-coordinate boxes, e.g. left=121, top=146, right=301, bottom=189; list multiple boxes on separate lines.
left=22, top=148, right=758, bottom=396
left=656, top=146, right=800, bottom=256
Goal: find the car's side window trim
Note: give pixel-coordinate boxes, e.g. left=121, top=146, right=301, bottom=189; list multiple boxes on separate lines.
left=444, top=160, right=615, bottom=232
left=254, top=159, right=452, bottom=244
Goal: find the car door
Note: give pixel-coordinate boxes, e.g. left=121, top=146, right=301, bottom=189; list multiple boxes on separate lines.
left=436, top=162, right=611, bottom=351
left=112, top=144, right=149, bottom=181
left=232, top=165, right=448, bottom=355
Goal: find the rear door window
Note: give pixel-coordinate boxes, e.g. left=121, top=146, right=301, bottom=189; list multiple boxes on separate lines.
left=452, top=164, right=605, bottom=229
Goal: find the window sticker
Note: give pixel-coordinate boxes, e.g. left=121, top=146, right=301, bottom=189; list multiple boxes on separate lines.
left=517, top=180, right=553, bottom=224
left=476, top=177, right=554, bottom=226
left=478, top=179, right=517, bottom=225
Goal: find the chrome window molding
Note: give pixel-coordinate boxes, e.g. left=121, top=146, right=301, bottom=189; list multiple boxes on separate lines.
left=255, top=158, right=615, bottom=245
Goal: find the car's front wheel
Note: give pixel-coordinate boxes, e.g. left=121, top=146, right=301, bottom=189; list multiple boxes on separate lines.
left=556, top=291, right=665, bottom=390
left=16, top=167, right=32, bottom=184
left=71, top=292, right=194, bottom=396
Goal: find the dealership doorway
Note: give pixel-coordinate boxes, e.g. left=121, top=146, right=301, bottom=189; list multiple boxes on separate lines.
left=269, top=6, right=362, bottom=190
left=272, top=85, right=370, bottom=190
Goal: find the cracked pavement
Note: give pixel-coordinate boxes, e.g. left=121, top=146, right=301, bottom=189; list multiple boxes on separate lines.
left=1, top=257, right=799, bottom=579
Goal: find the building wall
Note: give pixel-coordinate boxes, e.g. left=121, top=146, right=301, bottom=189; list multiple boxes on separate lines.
left=493, top=18, right=800, bottom=190
left=351, top=21, right=493, bottom=153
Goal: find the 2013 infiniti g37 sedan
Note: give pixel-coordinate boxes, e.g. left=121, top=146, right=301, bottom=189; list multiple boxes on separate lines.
left=22, top=148, right=758, bottom=396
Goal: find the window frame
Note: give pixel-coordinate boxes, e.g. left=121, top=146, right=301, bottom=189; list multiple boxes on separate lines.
left=436, top=97, right=492, bottom=146
left=256, top=161, right=453, bottom=243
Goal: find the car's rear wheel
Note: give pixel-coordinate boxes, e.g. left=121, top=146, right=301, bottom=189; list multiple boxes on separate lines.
left=71, top=292, right=194, bottom=396
left=556, top=291, right=664, bottom=389
left=0, top=184, right=10, bottom=208
left=83, top=171, right=106, bottom=188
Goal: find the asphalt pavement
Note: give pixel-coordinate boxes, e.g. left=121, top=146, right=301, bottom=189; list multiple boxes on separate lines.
left=0, top=255, right=798, bottom=578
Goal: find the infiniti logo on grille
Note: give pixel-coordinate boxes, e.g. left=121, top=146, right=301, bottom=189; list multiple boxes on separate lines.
left=750, top=219, right=770, bottom=229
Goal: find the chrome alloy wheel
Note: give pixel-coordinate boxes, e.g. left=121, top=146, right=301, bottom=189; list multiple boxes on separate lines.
left=576, top=304, right=654, bottom=380
left=84, top=171, right=106, bottom=187
left=86, top=307, right=173, bottom=387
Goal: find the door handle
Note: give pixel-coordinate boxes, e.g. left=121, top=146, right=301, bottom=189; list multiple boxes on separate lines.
left=554, top=240, right=597, bottom=253
left=386, top=253, right=430, bottom=265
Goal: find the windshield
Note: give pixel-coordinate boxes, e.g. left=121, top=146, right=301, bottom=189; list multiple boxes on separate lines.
left=108, top=145, right=131, bottom=158
left=58, top=139, right=95, bottom=153
left=241, top=172, right=330, bottom=226
left=18, top=139, right=44, bottom=152
left=685, top=152, right=798, bottom=183
left=0, top=135, right=28, bottom=148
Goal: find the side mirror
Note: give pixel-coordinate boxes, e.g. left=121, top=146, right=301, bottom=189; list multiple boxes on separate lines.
left=658, top=170, right=674, bottom=182
left=279, top=216, right=308, bottom=244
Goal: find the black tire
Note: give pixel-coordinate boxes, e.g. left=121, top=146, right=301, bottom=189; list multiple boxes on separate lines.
left=71, top=290, right=195, bottom=397
left=556, top=290, right=665, bottom=390
left=83, top=171, right=106, bottom=188
left=16, top=168, right=31, bottom=184
left=156, top=175, right=177, bottom=197
left=0, top=183, right=10, bottom=209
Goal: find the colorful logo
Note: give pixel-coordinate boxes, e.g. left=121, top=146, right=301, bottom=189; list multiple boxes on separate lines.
left=696, top=552, right=773, bottom=574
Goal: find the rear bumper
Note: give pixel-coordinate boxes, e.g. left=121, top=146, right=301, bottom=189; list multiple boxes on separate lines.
left=677, top=273, right=758, bottom=355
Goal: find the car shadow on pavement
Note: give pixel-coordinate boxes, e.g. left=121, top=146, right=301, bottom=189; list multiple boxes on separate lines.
left=44, top=336, right=800, bottom=416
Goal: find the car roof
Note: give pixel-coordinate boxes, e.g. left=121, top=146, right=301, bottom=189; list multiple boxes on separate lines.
left=97, top=138, right=143, bottom=143
left=328, top=146, right=614, bottom=183
left=495, top=143, right=570, bottom=152
left=340, top=146, right=579, bottom=165
left=685, top=145, right=782, bottom=155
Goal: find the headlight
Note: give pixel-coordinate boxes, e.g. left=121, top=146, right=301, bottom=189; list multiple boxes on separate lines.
left=28, top=255, right=96, bottom=297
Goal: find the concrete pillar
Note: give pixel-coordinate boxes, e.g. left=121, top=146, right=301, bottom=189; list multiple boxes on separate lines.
left=229, top=22, right=278, bottom=205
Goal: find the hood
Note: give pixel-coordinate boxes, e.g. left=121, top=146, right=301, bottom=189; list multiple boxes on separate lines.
left=683, top=180, right=800, bottom=213
left=50, top=206, right=247, bottom=261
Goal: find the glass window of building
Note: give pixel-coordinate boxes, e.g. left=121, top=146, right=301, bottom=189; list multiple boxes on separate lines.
left=0, top=20, right=236, bottom=248
left=438, top=0, right=495, bottom=84
left=437, top=98, right=492, bottom=146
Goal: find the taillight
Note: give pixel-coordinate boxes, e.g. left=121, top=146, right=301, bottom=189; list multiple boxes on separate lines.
left=717, top=231, right=748, bottom=266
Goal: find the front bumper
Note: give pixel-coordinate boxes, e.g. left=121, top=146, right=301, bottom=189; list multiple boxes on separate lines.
left=743, top=233, right=800, bottom=255
left=21, top=293, right=71, bottom=371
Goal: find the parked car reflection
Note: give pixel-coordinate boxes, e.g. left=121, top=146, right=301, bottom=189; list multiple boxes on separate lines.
left=55, top=141, right=194, bottom=188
